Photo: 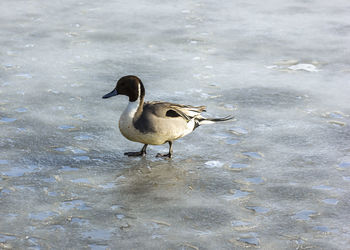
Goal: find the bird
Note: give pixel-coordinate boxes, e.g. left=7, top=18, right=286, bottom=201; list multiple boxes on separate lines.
left=102, top=75, right=234, bottom=158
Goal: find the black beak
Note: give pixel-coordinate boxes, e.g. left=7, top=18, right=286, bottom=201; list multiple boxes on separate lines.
left=102, top=89, right=118, bottom=99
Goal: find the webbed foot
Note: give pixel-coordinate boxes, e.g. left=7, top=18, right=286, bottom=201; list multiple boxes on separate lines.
left=124, top=144, right=148, bottom=157
left=124, top=151, right=145, bottom=157
left=156, top=152, right=172, bottom=158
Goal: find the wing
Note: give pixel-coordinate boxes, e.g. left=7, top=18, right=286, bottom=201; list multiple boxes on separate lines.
left=144, top=101, right=206, bottom=121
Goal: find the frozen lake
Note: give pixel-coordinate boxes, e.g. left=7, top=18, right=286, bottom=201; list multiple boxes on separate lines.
left=1, top=0, right=350, bottom=249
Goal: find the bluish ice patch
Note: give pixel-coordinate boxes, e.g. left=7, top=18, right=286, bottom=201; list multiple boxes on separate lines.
left=52, top=106, right=65, bottom=111
left=230, top=127, right=248, bottom=135
left=343, top=176, right=350, bottom=181
left=1, top=213, right=18, bottom=220
left=0, top=159, right=8, bottom=165
left=72, top=114, right=85, bottom=119
left=99, top=183, right=115, bottom=189
left=237, top=236, right=259, bottom=246
left=54, top=147, right=68, bottom=152
left=48, top=191, right=58, bottom=197
left=204, top=160, right=224, bottom=168
left=16, top=73, right=32, bottom=78
left=0, top=234, right=16, bottom=243
left=71, top=178, right=90, bottom=184
left=327, top=112, right=344, bottom=119
left=0, top=117, right=16, bottom=123
left=74, top=134, right=93, bottom=141
left=15, top=107, right=28, bottom=113
left=2, top=81, right=11, bottom=86
left=54, top=147, right=87, bottom=154
left=29, top=211, right=58, bottom=220
left=60, top=166, right=79, bottom=172
left=60, top=200, right=91, bottom=211
left=214, top=132, right=231, bottom=139
left=48, top=89, right=60, bottom=94
left=242, top=152, right=263, bottom=159
left=322, top=198, right=339, bottom=205
left=42, top=177, right=56, bottom=183
left=89, top=244, right=109, bottom=250
left=312, top=185, right=334, bottom=190
left=48, top=225, right=65, bottom=232
left=151, top=234, right=164, bottom=239
left=1, top=165, right=39, bottom=177
left=26, top=237, right=40, bottom=249
left=116, top=214, right=125, bottom=220
left=82, top=229, right=112, bottom=241
left=73, top=156, right=90, bottom=161
left=227, top=163, right=249, bottom=170
left=231, top=220, right=254, bottom=229
left=222, top=190, right=250, bottom=201
left=1, top=189, right=11, bottom=195
left=313, top=226, right=332, bottom=233
left=246, top=206, right=270, bottom=214
left=110, top=205, right=123, bottom=210
left=338, top=162, right=350, bottom=169
left=71, top=148, right=87, bottom=154
left=245, top=177, right=264, bottom=184
left=226, top=139, right=239, bottom=145
left=293, top=210, right=317, bottom=221
left=58, top=125, right=75, bottom=130
left=15, top=185, right=36, bottom=192
left=238, top=237, right=259, bottom=246
left=71, top=217, right=90, bottom=225
left=16, top=127, right=27, bottom=132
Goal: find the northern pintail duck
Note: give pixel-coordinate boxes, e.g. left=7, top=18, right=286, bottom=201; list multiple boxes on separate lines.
left=103, top=75, right=233, bottom=158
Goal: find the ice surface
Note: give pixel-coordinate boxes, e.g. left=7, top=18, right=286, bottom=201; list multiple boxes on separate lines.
left=1, top=0, right=350, bottom=249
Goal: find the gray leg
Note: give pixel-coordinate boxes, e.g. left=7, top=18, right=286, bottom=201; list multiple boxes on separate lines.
left=156, top=141, right=173, bottom=158
left=124, top=144, right=148, bottom=157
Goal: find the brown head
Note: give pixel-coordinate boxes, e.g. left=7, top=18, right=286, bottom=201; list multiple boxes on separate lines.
left=102, top=75, right=145, bottom=102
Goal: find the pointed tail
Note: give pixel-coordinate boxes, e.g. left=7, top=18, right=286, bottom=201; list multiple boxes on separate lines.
left=196, top=115, right=234, bottom=126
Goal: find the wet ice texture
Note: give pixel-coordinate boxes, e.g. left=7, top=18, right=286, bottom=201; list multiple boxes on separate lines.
left=1, top=0, right=350, bottom=249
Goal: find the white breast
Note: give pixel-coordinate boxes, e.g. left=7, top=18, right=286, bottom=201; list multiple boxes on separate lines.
left=119, top=101, right=139, bottom=140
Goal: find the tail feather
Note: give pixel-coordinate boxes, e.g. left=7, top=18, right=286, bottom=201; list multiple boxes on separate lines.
left=196, top=115, right=234, bottom=126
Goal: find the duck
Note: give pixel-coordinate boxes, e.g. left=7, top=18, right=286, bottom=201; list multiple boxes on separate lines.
left=102, top=75, right=234, bottom=158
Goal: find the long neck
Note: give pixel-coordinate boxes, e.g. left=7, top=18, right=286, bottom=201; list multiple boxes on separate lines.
left=133, top=83, right=145, bottom=120
left=123, top=84, right=145, bottom=121
left=132, top=95, right=144, bottom=121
